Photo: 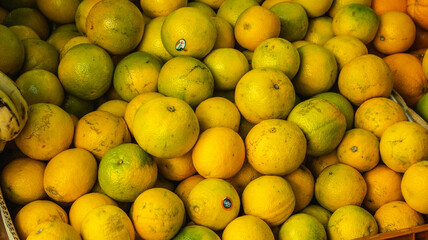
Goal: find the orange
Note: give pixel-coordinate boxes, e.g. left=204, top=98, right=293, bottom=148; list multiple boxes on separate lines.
left=328, top=0, right=372, bottom=17
left=157, top=56, right=214, bottom=107
left=245, top=119, right=306, bottom=175
left=14, top=200, right=68, bottom=239
left=283, top=166, right=314, bottom=212
left=338, top=54, right=393, bottom=106
left=293, top=44, right=337, bottom=97
left=354, top=97, right=407, bottom=138
left=222, top=215, right=275, bottom=240
left=293, top=0, right=333, bottom=18
left=373, top=11, right=416, bottom=54
left=242, top=175, right=295, bottom=226
left=161, top=7, right=217, bottom=59
left=216, top=0, right=259, bottom=27
left=287, top=98, right=347, bottom=156
left=36, top=0, right=80, bottom=24
left=133, top=97, right=200, bottom=159
left=278, top=213, right=327, bottom=240
left=211, top=16, right=236, bottom=49
left=374, top=201, right=425, bottom=233
left=81, top=205, right=135, bottom=240
left=372, top=0, right=407, bottom=15
left=174, top=174, right=204, bottom=208
left=193, top=0, right=225, bottom=9
left=9, top=25, right=40, bottom=40
left=383, top=53, right=428, bottom=108
left=409, top=48, right=427, bottom=62
left=174, top=225, right=221, bottom=240
left=14, top=103, right=74, bottom=161
left=58, top=43, right=114, bottom=101
left=74, top=110, right=131, bottom=160
left=312, top=91, right=355, bottom=130
left=2, top=7, right=49, bottom=40
left=123, top=92, right=164, bottom=134
left=26, top=220, right=81, bottom=240
left=60, top=36, right=91, bottom=58
left=234, top=6, right=281, bottom=51
left=155, top=151, right=196, bottom=181
left=61, top=93, right=95, bottom=118
left=417, top=93, right=428, bottom=122
left=69, top=192, right=118, bottom=234
left=192, top=127, right=245, bottom=179
left=332, top=3, right=380, bottom=44
left=187, top=178, right=240, bottom=230
left=323, top=35, right=368, bottom=70
left=251, top=38, right=300, bottom=79
left=21, top=38, right=59, bottom=74
left=327, top=205, right=378, bottom=239
left=269, top=2, right=309, bottom=42
left=74, top=0, right=102, bottom=34
left=304, top=16, right=335, bottom=46
left=424, top=48, right=428, bottom=78
left=96, top=99, right=127, bottom=118
left=195, top=97, right=241, bottom=132
left=337, top=128, right=380, bottom=172
left=401, top=160, right=428, bottom=214
left=86, top=0, right=145, bottom=55
left=261, top=0, right=290, bottom=9
left=305, top=150, right=340, bottom=178
left=363, top=164, right=404, bottom=213
left=46, top=24, right=81, bottom=53
left=140, top=0, right=187, bottom=18
left=300, top=204, right=332, bottom=229
left=225, top=161, right=262, bottom=196
left=315, top=163, right=367, bottom=212
left=380, top=121, right=428, bottom=173
left=188, top=2, right=216, bottom=17
left=407, top=0, right=428, bottom=31
left=113, top=51, right=162, bottom=102
left=137, top=16, right=173, bottom=63
left=234, top=68, right=295, bottom=124
left=44, top=148, right=97, bottom=204
left=203, top=48, right=249, bottom=91
left=153, top=175, right=175, bottom=192
left=0, top=24, right=24, bottom=77
left=0, top=157, right=46, bottom=205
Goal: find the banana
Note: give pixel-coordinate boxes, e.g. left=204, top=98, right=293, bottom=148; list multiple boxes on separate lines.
left=0, top=88, right=22, bottom=142
left=0, top=71, right=28, bottom=128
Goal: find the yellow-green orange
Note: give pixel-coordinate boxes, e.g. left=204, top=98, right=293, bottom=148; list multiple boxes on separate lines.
left=222, top=215, right=275, bottom=240
left=0, top=24, right=24, bottom=76
left=270, top=2, right=309, bottom=42
left=278, top=213, right=327, bottom=240
left=312, top=92, right=354, bottom=130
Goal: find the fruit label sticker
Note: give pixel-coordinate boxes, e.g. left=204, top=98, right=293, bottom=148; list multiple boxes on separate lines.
left=176, top=39, right=186, bottom=51
left=222, top=197, right=233, bottom=210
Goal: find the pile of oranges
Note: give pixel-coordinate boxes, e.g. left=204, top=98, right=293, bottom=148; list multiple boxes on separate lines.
left=0, top=0, right=428, bottom=239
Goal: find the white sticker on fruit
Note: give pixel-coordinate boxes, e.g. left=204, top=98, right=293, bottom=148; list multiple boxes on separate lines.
left=175, top=39, right=186, bottom=51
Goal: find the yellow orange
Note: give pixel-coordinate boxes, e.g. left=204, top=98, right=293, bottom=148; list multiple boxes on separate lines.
left=401, top=160, right=428, bottom=214
left=195, top=97, right=241, bottom=132
left=154, top=151, right=196, bottom=181
left=283, top=166, right=314, bottom=212
left=374, top=201, right=425, bottom=233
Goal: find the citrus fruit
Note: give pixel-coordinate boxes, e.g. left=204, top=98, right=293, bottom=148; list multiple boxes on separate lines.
left=113, top=51, right=162, bottom=102
left=61, top=93, right=95, bottom=118
left=338, top=54, right=393, bottom=106
left=416, top=93, right=428, bottom=122
left=154, top=151, right=196, bottom=181
left=98, top=143, right=157, bottom=202
left=175, top=174, right=204, bottom=208
left=261, top=0, right=290, bottom=9
left=424, top=48, right=428, bottom=78
left=363, top=164, right=404, bottom=213
left=225, top=161, right=262, bottom=196
left=283, top=166, right=314, bottom=212
left=287, top=98, right=347, bottom=156
left=252, top=38, right=300, bottom=79
left=97, top=99, right=128, bottom=118
left=2, top=7, right=49, bottom=40
left=223, top=215, right=275, bottom=240
left=74, top=0, right=102, bottom=35
left=0, top=157, right=46, bottom=205
left=315, top=163, right=367, bottom=212
left=46, top=24, right=81, bottom=53
left=304, top=16, right=335, bottom=45
left=372, top=0, right=407, bottom=15
left=74, top=110, right=131, bottom=160
left=26, top=220, right=81, bottom=240
left=14, top=200, right=68, bottom=239
left=157, top=56, right=214, bottom=107
left=383, top=53, right=428, bottom=108
left=140, top=0, right=187, bottom=18
left=131, top=188, right=185, bottom=239
left=323, top=35, right=368, bottom=70
left=305, top=150, right=340, bottom=178
left=211, top=16, right=236, bottom=49
left=278, top=213, right=327, bottom=240
left=133, top=97, right=199, bottom=159
left=14, top=103, right=74, bottom=161
left=312, top=91, right=355, bottom=130
left=203, top=48, right=249, bottom=91
left=407, top=0, right=428, bottom=31
left=173, top=225, right=220, bottom=240
left=234, top=6, right=281, bottom=51
left=328, top=0, right=372, bottom=17
left=337, top=128, right=380, bottom=172
left=245, top=119, right=306, bottom=175
left=0, top=24, right=24, bottom=76
left=327, top=205, right=378, bottom=239
left=293, top=0, right=333, bottom=18
left=9, top=25, right=40, bottom=40
left=20, top=38, right=59, bottom=74
left=373, top=11, right=416, bottom=54
left=234, top=68, right=295, bottom=124
left=69, top=192, right=118, bottom=234
left=374, top=201, right=425, bottom=233
left=380, top=121, right=428, bottom=173
left=293, top=44, right=337, bottom=97
left=188, top=178, right=240, bottom=230
left=86, top=0, right=144, bottom=55
left=58, top=43, right=114, bottom=101
left=195, top=97, right=241, bottom=132
left=216, top=0, right=259, bottom=27
left=15, top=69, right=64, bottom=106
left=60, top=36, right=91, bottom=58
left=36, top=0, right=80, bottom=24
left=270, top=2, right=309, bottom=42
left=401, top=160, right=428, bottom=214
left=80, top=205, right=135, bottom=240
left=300, top=204, right=332, bottom=229
left=161, top=7, right=216, bottom=59
left=192, top=0, right=224, bottom=9
left=332, top=3, right=380, bottom=44
left=187, top=2, right=216, bottom=17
